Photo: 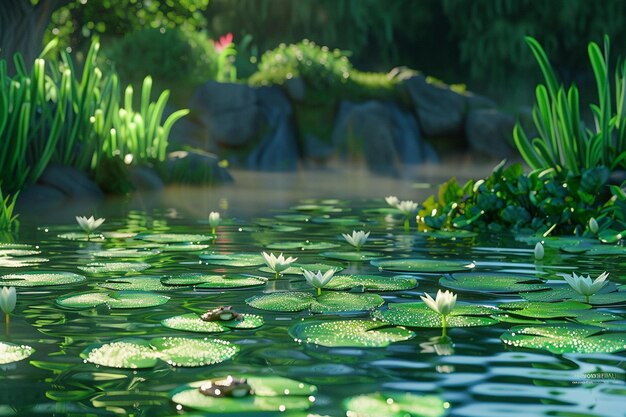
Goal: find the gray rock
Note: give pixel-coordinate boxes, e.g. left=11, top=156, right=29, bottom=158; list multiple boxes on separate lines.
left=332, top=100, right=438, bottom=176
left=190, top=81, right=260, bottom=147
left=401, top=75, right=466, bottom=137
left=302, top=133, right=334, bottom=161
left=466, top=109, right=516, bottom=157
left=128, top=166, right=165, bottom=191
left=17, top=184, right=66, bottom=209
left=38, top=163, right=103, bottom=199
left=465, top=92, right=497, bottom=110
left=165, top=150, right=233, bottom=184
left=246, top=86, right=300, bottom=171
left=284, top=77, right=306, bottom=102
left=166, top=109, right=215, bottom=153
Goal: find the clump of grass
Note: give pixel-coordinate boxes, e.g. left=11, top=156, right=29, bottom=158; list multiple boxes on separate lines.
left=0, top=188, right=19, bottom=231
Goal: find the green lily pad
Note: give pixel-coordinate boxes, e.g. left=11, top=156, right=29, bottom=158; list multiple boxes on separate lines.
left=325, top=275, right=417, bottom=292
left=246, top=291, right=384, bottom=313
left=58, top=232, right=104, bottom=241
left=101, top=231, right=137, bottom=239
left=521, top=285, right=626, bottom=305
left=421, top=229, right=478, bottom=239
left=161, top=313, right=264, bottom=333
left=135, top=233, right=214, bottom=243
left=371, top=258, right=475, bottom=273
left=162, top=274, right=266, bottom=288
left=81, top=336, right=238, bottom=369
left=0, top=271, right=86, bottom=287
left=161, top=244, right=210, bottom=252
left=440, top=273, right=548, bottom=294
left=199, top=253, right=266, bottom=267
left=498, top=301, right=591, bottom=319
left=78, top=262, right=151, bottom=274
left=291, top=204, right=341, bottom=213
left=322, top=251, right=383, bottom=262
left=0, top=257, right=49, bottom=267
left=501, top=323, right=626, bottom=354
left=56, top=291, right=169, bottom=309
left=170, top=375, right=316, bottom=413
left=266, top=241, right=341, bottom=251
left=0, top=249, right=40, bottom=257
left=0, top=342, right=35, bottom=364
left=343, top=392, right=446, bottom=417
left=311, top=216, right=365, bottom=226
left=372, top=302, right=498, bottom=328
left=289, top=320, right=415, bottom=347
left=99, top=276, right=172, bottom=292
left=275, top=214, right=311, bottom=222
left=90, top=248, right=160, bottom=258
left=258, top=263, right=343, bottom=276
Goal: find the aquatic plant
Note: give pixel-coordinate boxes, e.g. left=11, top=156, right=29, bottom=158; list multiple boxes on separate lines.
left=514, top=36, right=626, bottom=173
left=341, top=230, right=370, bottom=250
left=261, top=252, right=297, bottom=279
left=0, top=189, right=19, bottom=231
left=302, top=269, right=336, bottom=296
left=0, top=39, right=188, bottom=195
left=562, top=271, right=610, bottom=304
left=76, top=216, right=105, bottom=240
left=421, top=290, right=457, bottom=335
left=0, top=286, right=16, bottom=334
left=534, top=241, right=544, bottom=260
left=209, top=211, right=221, bottom=235
left=416, top=161, right=620, bottom=236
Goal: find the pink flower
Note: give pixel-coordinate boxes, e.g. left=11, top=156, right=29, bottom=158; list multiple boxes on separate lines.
left=214, top=33, right=233, bottom=53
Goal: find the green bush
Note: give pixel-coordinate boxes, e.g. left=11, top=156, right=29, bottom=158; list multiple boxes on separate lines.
left=104, top=28, right=217, bottom=87
left=417, top=162, right=619, bottom=237
left=249, top=40, right=397, bottom=102
left=0, top=188, right=19, bottom=231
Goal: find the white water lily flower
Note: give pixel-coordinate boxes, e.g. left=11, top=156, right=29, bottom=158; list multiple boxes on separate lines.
left=589, top=217, right=599, bottom=234
left=76, top=216, right=105, bottom=234
left=0, top=287, right=16, bottom=314
left=303, top=269, right=336, bottom=290
left=534, top=241, right=544, bottom=260
left=262, top=252, right=298, bottom=277
left=342, top=230, right=370, bottom=249
left=209, top=212, right=221, bottom=228
left=420, top=289, right=457, bottom=317
left=395, top=200, right=418, bottom=216
left=385, top=196, right=399, bottom=207
left=563, top=271, right=609, bottom=301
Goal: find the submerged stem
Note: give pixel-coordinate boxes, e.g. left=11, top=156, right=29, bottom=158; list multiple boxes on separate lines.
left=404, top=217, right=410, bottom=232
left=212, top=227, right=216, bottom=235
left=275, top=271, right=279, bottom=280
left=317, top=288, right=321, bottom=296
left=5, top=314, right=9, bottom=337
left=585, top=295, right=590, bottom=304
left=441, top=314, right=447, bottom=338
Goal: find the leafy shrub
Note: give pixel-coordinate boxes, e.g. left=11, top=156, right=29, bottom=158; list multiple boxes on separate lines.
left=514, top=36, right=626, bottom=174
left=104, top=28, right=217, bottom=87
left=417, top=161, right=617, bottom=236
left=249, top=40, right=396, bottom=102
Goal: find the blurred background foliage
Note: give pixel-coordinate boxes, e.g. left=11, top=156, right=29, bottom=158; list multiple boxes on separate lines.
left=8, top=0, right=626, bottom=106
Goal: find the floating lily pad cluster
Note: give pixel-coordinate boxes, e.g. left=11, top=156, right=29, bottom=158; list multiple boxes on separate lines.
left=5, top=197, right=626, bottom=417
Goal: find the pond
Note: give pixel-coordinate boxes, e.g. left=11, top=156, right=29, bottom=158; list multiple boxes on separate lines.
left=2, top=167, right=625, bottom=417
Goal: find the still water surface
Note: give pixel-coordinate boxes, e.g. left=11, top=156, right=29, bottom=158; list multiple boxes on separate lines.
left=4, top=166, right=625, bottom=416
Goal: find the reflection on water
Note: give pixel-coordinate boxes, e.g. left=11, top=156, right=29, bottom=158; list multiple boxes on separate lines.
left=19, top=162, right=495, bottom=224
left=4, top=166, right=626, bottom=417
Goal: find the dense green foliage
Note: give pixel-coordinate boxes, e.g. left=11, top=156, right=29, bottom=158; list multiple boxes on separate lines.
left=514, top=36, right=626, bottom=173
left=103, top=28, right=217, bottom=88
left=45, top=0, right=209, bottom=53
left=249, top=40, right=397, bottom=102
left=417, top=162, right=625, bottom=238
left=0, top=39, right=187, bottom=194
